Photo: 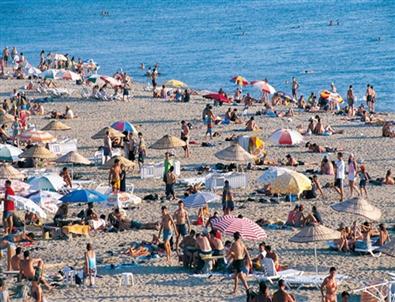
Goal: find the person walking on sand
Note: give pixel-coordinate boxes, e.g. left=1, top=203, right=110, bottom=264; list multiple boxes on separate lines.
left=272, top=279, right=296, bottom=302
left=222, top=180, right=234, bottom=215
left=358, top=164, right=370, bottom=199
left=228, top=232, right=251, bottom=294
left=347, top=154, right=360, bottom=198
left=205, top=105, right=216, bottom=139
left=3, top=180, right=15, bottom=235
left=165, top=166, right=177, bottom=200
left=334, top=152, right=345, bottom=202
left=181, top=120, right=190, bottom=158
left=103, top=131, right=112, bottom=162
left=174, top=200, right=190, bottom=255
left=84, top=243, right=96, bottom=287
left=158, top=206, right=178, bottom=262
left=137, top=132, right=146, bottom=170
left=321, top=267, right=338, bottom=302
left=291, top=77, right=299, bottom=100
left=108, top=158, right=121, bottom=193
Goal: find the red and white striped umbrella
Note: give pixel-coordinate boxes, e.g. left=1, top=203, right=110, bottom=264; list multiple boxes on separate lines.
left=250, top=80, right=276, bottom=94
left=18, top=130, right=56, bottom=143
left=100, top=75, right=122, bottom=87
left=212, top=215, right=267, bottom=241
left=269, top=128, right=303, bottom=146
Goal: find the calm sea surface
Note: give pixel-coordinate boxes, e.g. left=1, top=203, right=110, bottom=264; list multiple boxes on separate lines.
left=1, top=0, right=394, bottom=110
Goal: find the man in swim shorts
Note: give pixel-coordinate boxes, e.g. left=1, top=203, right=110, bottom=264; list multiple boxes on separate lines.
left=108, top=158, right=121, bottom=192
left=228, top=232, right=251, bottom=294
left=158, top=206, right=178, bottom=262
left=174, top=200, right=190, bottom=256
left=321, top=267, right=338, bottom=302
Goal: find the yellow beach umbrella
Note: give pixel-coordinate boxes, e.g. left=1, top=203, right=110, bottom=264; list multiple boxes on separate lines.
left=271, top=170, right=311, bottom=195
left=164, top=79, right=188, bottom=88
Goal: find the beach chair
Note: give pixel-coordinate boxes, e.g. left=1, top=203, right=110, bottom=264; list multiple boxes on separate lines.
left=354, top=240, right=381, bottom=257
left=257, top=258, right=303, bottom=284
left=284, top=273, right=349, bottom=290
left=91, top=150, right=105, bottom=166
left=140, top=164, right=155, bottom=179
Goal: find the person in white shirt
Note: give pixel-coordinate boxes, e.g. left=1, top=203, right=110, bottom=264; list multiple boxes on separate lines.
left=334, top=152, right=345, bottom=201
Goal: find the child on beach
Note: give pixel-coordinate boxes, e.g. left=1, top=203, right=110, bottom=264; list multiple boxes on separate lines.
left=84, top=243, right=96, bottom=287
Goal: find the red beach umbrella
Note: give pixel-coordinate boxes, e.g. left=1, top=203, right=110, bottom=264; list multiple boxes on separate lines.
left=203, top=93, right=231, bottom=103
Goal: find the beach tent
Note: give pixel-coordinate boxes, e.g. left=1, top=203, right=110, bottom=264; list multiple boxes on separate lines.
left=215, top=143, right=254, bottom=162
left=10, top=195, right=47, bottom=219
left=182, top=191, right=220, bottom=208
left=111, top=121, right=137, bottom=133
left=0, top=164, right=25, bottom=180
left=289, top=224, right=341, bottom=273
left=0, top=144, right=23, bottom=162
left=61, top=189, right=107, bottom=204
left=269, top=129, right=303, bottom=146
left=270, top=170, right=311, bottom=195
left=331, top=197, right=381, bottom=221
left=28, top=173, right=65, bottom=191
left=212, top=215, right=267, bottom=241
left=250, top=80, right=276, bottom=94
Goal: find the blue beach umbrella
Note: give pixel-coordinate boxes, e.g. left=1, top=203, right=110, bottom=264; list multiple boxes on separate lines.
left=60, top=189, right=107, bottom=204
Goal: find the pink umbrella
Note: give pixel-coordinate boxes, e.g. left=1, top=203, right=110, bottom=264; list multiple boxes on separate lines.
left=18, top=130, right=56, bottom=143
left=269, top=128, right=303, bottom=146
left=250, top=80, right=276, bottom=94
left=212, top=215, right=267, bottom=241
left=100, top=76, right=122, bottom=87
left=203, top=93, right=230, bottom=103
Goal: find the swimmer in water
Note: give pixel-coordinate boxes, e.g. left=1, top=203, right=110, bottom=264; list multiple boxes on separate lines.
left=140, top=63, right=145, bottom=70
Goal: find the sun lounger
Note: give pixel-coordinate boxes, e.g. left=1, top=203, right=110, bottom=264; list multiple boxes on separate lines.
left=140, top=160, right=181, bottom=179
left=205, top=172, right=248, bottom=190
left=285, top=273, right=349, bottom=290
left=256, top=258, right=303, bottom=284
left=91, top=150, right=105, bottom=166
left=354, top=245, right=381, bottom=257
left=177, top=176, right=207, bottom=186
left=48, top=139, right=77, bottom=156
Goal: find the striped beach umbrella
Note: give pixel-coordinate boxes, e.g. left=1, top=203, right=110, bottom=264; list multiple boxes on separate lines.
left=111, top=121, right=137, bottom=133
left=0, top=144, right=23, bottom=162
left=250, top=80, right=276, bottom=94
left=18, top=130, right=56, bottom=143
left=231, top=75, right=249, bottom=86
left=269, top=128, right=303, bottom=146
left=182, top=191, right=220, bottom=208
left=212, top=215, right=267, bottom=241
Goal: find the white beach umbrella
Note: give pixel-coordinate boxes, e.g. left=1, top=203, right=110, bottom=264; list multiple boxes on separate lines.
left=27, top=173, right=65, bottom=191
left=10, top=195, right=47, bottom=219
left=269, top=128, right=303, bottom=146
left=27, top=190, right=62, bottom=213
left=182, top=191, right=220, bottom=208
left=0, top=144, right=23, bottom=162
left=257, top=167, right=292, bottom=185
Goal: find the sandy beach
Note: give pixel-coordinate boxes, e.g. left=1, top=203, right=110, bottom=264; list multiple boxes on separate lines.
left=0, top=74, right=394, bottom=302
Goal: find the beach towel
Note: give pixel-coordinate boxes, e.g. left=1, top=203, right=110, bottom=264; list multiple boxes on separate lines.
left=62, top=225, right=90, bottom=236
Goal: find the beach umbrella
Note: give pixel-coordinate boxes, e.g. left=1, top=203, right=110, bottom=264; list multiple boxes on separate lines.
left=51, top=53, right=67, bottom=61
left=203, top=93, right=230, bottom=104
left=56, top=151, right=91, bottom=165
left=0, top=164, right=25, bottom=180
left=100, top=75, right=122, bottom=87
left=289, top=224, right=341, bottom=273
left=18, top=130, right=56, bottom=144
left=212, top=215, right=267, bottom=241
left=42, top=120, right=71, bottom=131
left=250, top=80, right=276, bottom=94
left=24, top=64, right=41, bottom=76
left=27, top=190, right=62, bottom=214
left=269, top=128, right=303, bottom=146
left=10, top=195, right=47, bottom=219
left=39, top=69, right=58, bottom=79
left=164, top=79, right=188, bottom=88
left=331, top=197, right=382, bottom=221
left=91, top=127, right=125, bottom=140
left=320, top=90, right=343, bottom=104
left=0, top=179, right=30, bottom=193
left=215, top=143, right=254, bottom=162
left=182, top=191, right=220, bottom=208
left=102, top=156, right=136, bottom=170
left=257, top=167, right=292, bottom=185
left=57, top=70, right=81, bottom=81
left=149, top=135, right=186, bottom=150
left=274, top=91, right=294, bottom=102
left=270, top=170, right=312, bottom=195
left=0, top=113, right=15, bottom=124
left=378, top=240, right=395, bottom=257
left=105, top=192, right=142, bottom=208
left=19, top=145, right=57, bottom=160
left=60, top=189, right=107, bottom=204
left=231, top=75, right=249, bottom=86
left=111, top=121, right=137, bottom=133
left=0, top=144, right=23, bottom=162
left=27, top=173, right=65, bottom=191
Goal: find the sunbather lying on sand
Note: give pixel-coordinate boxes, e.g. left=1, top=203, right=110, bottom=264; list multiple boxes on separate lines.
left=361, top=110, right=386, bottom=125
left=109, top=208, right=159, bottom=231
left=313, top=115, right=343, bottom=135
left=382, top=122, right=395, bottom=137
left=305, top=142, right=338, bottom=153
left=384, top=169, right=394, bottom=184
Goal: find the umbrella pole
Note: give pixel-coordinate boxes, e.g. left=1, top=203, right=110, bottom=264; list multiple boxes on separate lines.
left=314, top=243, right=318, bottom=273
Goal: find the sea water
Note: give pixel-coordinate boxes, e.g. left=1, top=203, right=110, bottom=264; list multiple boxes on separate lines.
left=1, top=0, right=394, bottom=111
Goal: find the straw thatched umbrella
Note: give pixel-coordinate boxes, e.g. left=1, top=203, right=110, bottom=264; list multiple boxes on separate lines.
left=102, top=156, right=136, bottom=170
left=56, top=151, right=91, bottom=165
left=0, top=113, right=15, bottom=124
left=0, top=164, right=25, bottom=180
left=91, top=127, right=125, bottom=140
left=18, top=130, right=56, bottom=144
left=18, top=145, right=56, bottom=160
left=42, top=120, right=71, bottom=131
left=379, top=240, right=395, bottom=257
left=331, top=197, right=382, bottom=221
left=214, top=143, right=254, bottom=162
left=149, top=135, right=186, bottom=150
left=289, top=224, right=341, bottom=273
